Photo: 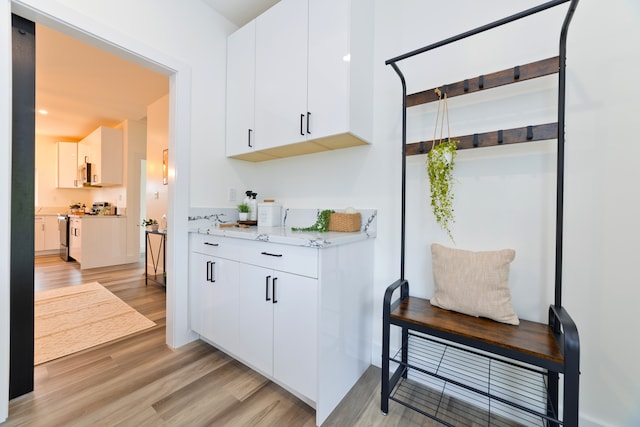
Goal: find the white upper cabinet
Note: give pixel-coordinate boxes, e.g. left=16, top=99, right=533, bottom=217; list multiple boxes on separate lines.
left=57, top=142, right=79, bottom=188
left=226, top=21, right=257, bottom=158
left=308, top=0, right=374, bottom=144
left=226, top=0, right=373, bottom=162
left=80, top=126, right=123, bottom=186
left=254, top=0, right=309, bottom=152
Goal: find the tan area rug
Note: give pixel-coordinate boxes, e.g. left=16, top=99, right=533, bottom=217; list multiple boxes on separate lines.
left=34, top=281, right=156, bottom=365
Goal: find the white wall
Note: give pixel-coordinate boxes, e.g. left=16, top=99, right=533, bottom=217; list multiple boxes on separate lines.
left=146, top=94, right=169, bottom=223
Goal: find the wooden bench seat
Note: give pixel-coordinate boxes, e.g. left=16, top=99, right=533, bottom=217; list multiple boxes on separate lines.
left=391, top=296, right=564, bottom=369
left=381, top=279, right=580, bottom=427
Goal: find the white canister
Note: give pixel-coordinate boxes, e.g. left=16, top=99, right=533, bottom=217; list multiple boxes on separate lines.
left=258, top=202, right=282, bottom=227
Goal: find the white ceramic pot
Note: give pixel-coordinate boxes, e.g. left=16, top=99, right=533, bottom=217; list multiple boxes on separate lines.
left=239, top=212, right=248, bottom=221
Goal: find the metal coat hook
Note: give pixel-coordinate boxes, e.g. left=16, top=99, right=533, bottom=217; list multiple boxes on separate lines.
left=514, top=65, right=521, bottom=80
left=498, top=130, right=504, bottom=144
left=527, top=125, right=534, bottom=140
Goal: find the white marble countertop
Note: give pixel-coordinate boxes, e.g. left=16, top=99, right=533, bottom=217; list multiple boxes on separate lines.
left=68, top=214, right=126, bottom=219
left=190, top=225, right=375, bottom=248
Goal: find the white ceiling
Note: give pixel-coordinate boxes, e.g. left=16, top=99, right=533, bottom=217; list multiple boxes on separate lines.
left=201, top=0, right=279, bottom=27
left=35, top=24, right=169, bottom=139
left=35, top=0, right=279, bottom=140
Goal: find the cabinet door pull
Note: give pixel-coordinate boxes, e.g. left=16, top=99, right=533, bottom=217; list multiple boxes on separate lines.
left=300, top=114, right=305, bottom=136
left=272, top=277, right=278, bottom=304
left=306, top=111, right=311, bottom=134
left=206, top=261, right=211, bottom=282
left=248, top=128, right=253, bottom=148
left=261, top=251, right=283, bottom=257
left=204, top=242, right=219, bottom=247
left=210, top=261, right=216, bottom=283
left=265, top=275, right=271, bottom=301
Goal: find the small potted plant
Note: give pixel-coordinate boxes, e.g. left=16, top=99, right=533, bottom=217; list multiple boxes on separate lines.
left=69, top=203, right=81, bottom=213
left=237, top=203, right=250, bottom=221
left=141, top=218, right=159, bottom=231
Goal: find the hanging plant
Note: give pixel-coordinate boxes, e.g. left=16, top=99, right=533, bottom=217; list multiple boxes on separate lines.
left=427, top=139, right=457, bottom=240
left=291, top=209, right=334, bottom=232
left=427, top=88, right=457, bottom=241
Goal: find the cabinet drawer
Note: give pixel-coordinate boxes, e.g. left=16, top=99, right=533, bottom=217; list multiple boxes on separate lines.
left=235, top=239, right=318, bottom=278
left=190, top=233, right=241, bottom=260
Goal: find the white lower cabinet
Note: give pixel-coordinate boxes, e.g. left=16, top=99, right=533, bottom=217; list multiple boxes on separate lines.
left=189, top=232, right=373, bottom=427
left=189, top=251, right=240, bottom=354
left=238, top=264, right=317, bottom=401
left=34, top=216, right=45, bottom=252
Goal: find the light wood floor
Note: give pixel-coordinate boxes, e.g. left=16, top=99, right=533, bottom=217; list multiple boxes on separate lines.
left=2, top=254, right=439, bottom=427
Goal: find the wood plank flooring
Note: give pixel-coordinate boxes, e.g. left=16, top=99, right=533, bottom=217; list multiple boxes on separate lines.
left=2, top=255, right=440, bottom=427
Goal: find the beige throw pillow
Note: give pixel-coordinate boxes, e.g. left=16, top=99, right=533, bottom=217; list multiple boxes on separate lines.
left=430, top=243, right=519, bottom=325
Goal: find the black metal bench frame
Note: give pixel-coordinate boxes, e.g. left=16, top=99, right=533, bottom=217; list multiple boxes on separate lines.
left=381, top=1, right=581, bottom=425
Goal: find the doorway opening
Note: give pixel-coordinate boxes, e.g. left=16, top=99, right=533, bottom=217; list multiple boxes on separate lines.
left=8, top=5, right=191, bottom=404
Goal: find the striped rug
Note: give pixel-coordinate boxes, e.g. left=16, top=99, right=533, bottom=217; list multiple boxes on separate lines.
left=34, top=282, right=156, bottom=365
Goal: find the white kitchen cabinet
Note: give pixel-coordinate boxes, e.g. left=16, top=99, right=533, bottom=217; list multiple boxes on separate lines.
left=237, top=264, right=275, bottom=375
left=226, top=0, right=373, bottom=162
left=254, top=0, right=309, bottom=151
left=238, top=263, right=317, bottom=401
left=69, top=217, right=82, bottom=262
left=69, top=216, right=127, bottom=269
left=271, top=269, right=318, bottom=401
left=188, top=231, right=374, bottom=426
left=35, top=215, right=62, bottom=253
left=189, top=250, right=240, bottom=355
left=79, top=126, right=123, bottom=186
left=307, top=0, right=373, bottom=143
left=225, top=21, right=259, bottom=159
left=57, top=142, right=80, bottom=188
left=34, top=216, right=45, bottom=252
left=43, top=215, right=60, bottom=251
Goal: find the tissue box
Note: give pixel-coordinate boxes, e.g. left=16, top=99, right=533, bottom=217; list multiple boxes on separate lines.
left=258, top=202, right=282, bottom=227
left=328, top=212, right=361, bottom=232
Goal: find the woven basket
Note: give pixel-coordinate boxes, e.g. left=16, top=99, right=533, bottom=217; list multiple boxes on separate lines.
left=328, top=212, right=361, bottom=232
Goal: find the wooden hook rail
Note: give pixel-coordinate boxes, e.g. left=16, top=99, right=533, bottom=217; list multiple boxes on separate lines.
left=406, top=56, right=559, bottom=107
left=406, top=122, right=558, bottom=156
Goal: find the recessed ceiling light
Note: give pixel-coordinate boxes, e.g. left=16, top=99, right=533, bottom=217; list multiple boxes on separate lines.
left=38, top=109, right=48, bottom=115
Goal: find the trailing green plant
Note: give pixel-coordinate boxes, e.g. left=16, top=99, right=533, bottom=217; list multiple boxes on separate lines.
left=237, top=202, right=250, bottom=213
left=427, top=139, right=457, bottom=241
left=291, top=209, right=335, bottom=232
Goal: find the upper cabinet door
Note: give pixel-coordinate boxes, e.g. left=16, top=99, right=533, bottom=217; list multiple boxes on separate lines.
left=57, top=142, right=79, bottom=188
left=307, top=0, right=349, bottom=139
left=254, top=0, right=309, bottom=150
left=226, top=21, right=256, bottom=158
left=308, top=0, right=374, bottom=144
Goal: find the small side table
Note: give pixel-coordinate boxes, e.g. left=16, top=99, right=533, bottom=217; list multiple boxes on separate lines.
left=145, top=229, right=166, bottom=287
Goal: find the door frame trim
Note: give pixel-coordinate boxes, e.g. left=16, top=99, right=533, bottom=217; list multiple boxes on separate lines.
left=2, top=0, right=196, bottom=418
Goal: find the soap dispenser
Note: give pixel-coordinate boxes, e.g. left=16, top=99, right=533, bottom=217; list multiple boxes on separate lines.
left=249, top=192, right=258, bottom=221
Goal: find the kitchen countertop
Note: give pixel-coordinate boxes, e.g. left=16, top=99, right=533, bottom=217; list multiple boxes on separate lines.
left=68, top=214, right=126, bottom=219
left=190, top=225, right=375, bottom=248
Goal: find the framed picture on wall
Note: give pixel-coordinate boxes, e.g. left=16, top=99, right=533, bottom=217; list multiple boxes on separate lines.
left=162, top=149, right=168, bottom=185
